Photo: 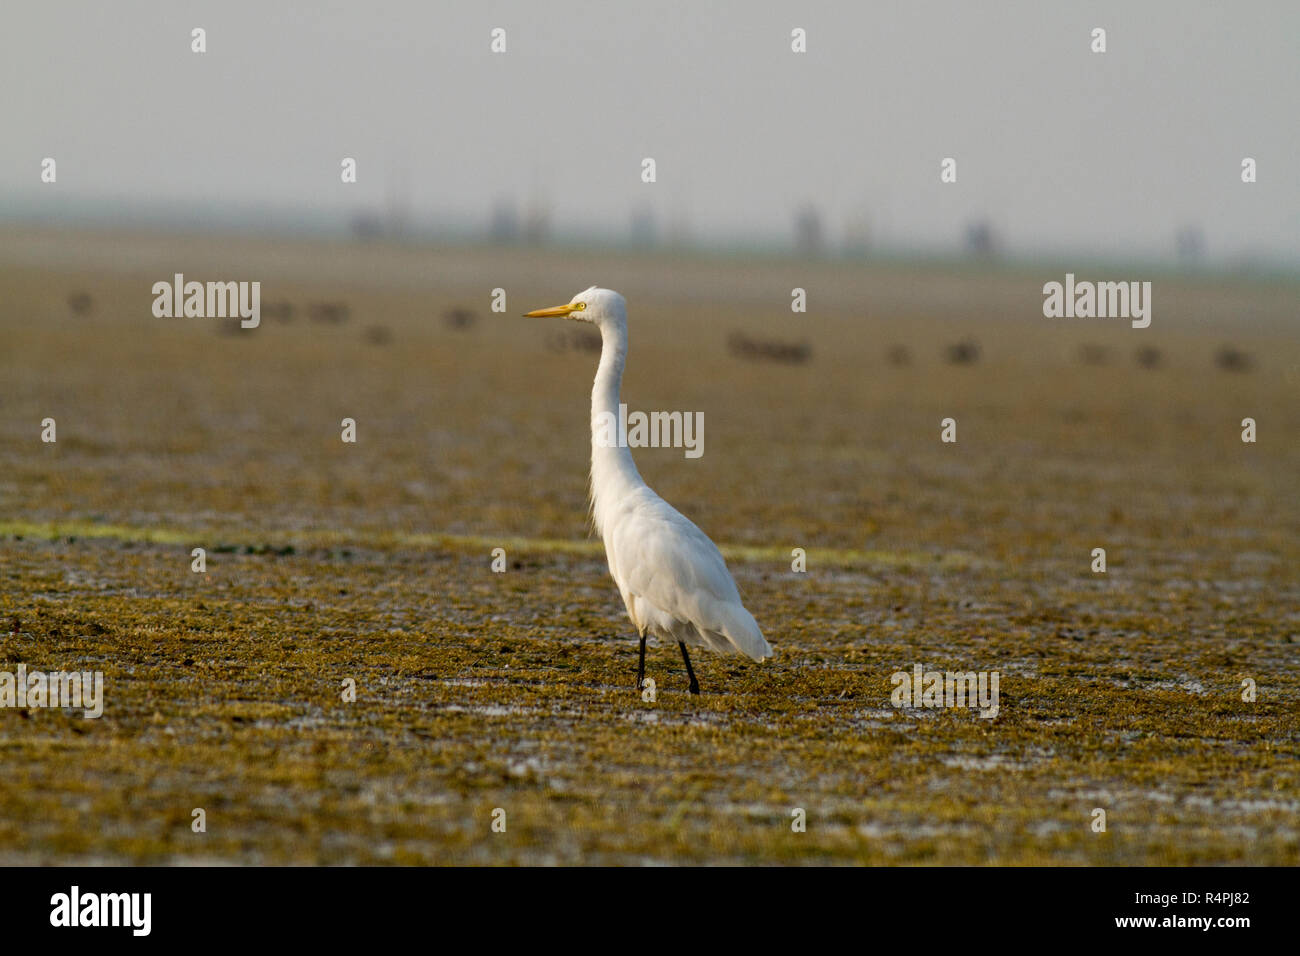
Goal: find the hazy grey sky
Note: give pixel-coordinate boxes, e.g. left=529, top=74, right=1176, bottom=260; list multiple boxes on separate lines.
left=3, top=1, right=1297, bottom=264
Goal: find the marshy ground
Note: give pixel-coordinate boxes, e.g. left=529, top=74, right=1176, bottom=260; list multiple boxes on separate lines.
left=1, top=228, right=1296, bottom=863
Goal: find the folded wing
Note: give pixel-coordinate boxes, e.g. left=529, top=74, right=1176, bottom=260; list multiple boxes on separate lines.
left=605, top=491, right=772, bottom=661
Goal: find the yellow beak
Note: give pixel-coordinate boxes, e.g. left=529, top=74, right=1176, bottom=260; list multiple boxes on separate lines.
left=523, top=303, right=580, bottom=318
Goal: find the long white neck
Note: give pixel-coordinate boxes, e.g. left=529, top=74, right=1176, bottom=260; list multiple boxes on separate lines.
left=589, top=318, right=644, bottom=536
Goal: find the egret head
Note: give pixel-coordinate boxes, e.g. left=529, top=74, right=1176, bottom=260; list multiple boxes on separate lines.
left=524, top=286, right=626, bottom=328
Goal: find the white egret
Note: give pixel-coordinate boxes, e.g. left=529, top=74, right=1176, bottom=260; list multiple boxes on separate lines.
left=524, top=287, right=772, bottom=694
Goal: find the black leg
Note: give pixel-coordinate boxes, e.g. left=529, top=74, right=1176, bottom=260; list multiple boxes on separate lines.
left=679, top=641, right=701, bottom=695
left=636, top=633, right=647, bottom=690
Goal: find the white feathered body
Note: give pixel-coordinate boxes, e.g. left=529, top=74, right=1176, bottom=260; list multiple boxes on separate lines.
left=587, top=299, right=772, bottom=662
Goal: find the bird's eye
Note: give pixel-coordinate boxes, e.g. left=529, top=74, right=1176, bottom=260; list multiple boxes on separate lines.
left=574, top=302, right=586, bottom=311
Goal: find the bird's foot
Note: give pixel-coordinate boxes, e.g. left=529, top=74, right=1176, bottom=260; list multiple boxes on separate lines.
left=687, top=679, right=701, bottom=696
